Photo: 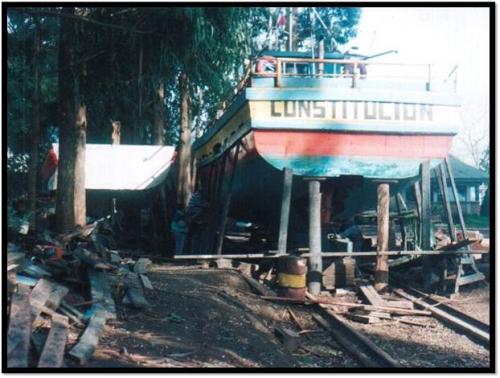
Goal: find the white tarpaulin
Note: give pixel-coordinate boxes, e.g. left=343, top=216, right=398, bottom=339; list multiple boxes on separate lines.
left=52, top=143, right=176, bottom=190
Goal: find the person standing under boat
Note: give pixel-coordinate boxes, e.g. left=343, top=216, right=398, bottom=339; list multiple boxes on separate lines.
left=171, top=207, right=188, bottom=255
left=185, top=189, right=210, bottom=254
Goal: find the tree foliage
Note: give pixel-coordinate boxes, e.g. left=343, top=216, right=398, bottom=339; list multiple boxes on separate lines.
left=6, top=6, right=362, bottom=219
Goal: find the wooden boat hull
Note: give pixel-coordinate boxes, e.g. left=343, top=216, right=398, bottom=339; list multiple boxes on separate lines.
left=193, top=75, right=460, bottom=247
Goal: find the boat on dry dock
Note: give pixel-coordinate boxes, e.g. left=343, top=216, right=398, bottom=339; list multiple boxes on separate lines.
left=193, top=50, right=461, bottom=250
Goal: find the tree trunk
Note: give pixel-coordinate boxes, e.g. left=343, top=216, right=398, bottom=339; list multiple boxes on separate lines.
left=152, top=80, right=164, bottom=145
left=136, top=42, right=144, bottom=144
left=74, top=103, right=87, bottom=226
left=28, top=16, right=41, bottom=230
left=55, top=13, right=76, bottom=233
left=177, top=72, right=192, bottom=208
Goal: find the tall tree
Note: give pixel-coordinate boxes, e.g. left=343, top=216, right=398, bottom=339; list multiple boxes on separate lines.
left=55, top=10, right=76, bottom=232
left=27, top=16, right=41, bottom=229
left=177, top=72, right=191, bottom=207
left=55, top=8, right=88, bottom=231
left=152, top=79, right=165, bottom=145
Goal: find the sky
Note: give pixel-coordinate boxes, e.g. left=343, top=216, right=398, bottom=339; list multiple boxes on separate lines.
left=349, top=7, right=490, bottom=167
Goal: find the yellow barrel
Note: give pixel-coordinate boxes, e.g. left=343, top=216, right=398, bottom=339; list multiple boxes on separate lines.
left=277, top=256, right=307, bottom=300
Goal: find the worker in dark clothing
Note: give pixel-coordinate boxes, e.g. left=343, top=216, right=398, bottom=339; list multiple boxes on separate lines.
left=185, top=190, right=210, bottom=254
left=171, top=207, right=188, bottom=255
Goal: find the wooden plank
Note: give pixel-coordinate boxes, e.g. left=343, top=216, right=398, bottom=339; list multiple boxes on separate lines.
left=312, top=313, right=379, bottom=368
left=30, top=279, right=68, bottom=320
left=365, top=311, right=392, bottom=320
left=344, top=313, right=380, bottom=324
left=359, top=285, right=385, bottom=306
left=382, top=300, right=414, bottom=310
left=262, top=295, right=431, bottom=316
left=375, top=183, right=390, bottom=292
left=322, top=307, right=401, bottom=367
left=240, top=272, right=277, bottom=296
left=125, top=272, right=150, bottom=309
left=7, top=284, right=32, bottom=367
left=393, top=289, right=489, bottom=343
left=38, top=313, right=68, bottom=367
left=69, top=309, right=107, bottom=365
left=456, top=272, right=485, bottom=286
left=277, top=167, right=293, bottom=254
left=89, top=271, right=116, bottom=320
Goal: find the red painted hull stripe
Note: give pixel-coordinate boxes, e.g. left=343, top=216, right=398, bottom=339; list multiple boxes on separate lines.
left=253, top=130, right=452, bottom=159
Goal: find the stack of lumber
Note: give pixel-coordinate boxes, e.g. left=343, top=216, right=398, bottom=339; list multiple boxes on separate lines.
left=6, top=220, right=155, bottom=368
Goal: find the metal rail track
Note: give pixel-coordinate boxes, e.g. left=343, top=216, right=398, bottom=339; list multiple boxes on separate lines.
left=313, top=305, right=402, bottom=368
left=394, top=287, right=490, bottom=348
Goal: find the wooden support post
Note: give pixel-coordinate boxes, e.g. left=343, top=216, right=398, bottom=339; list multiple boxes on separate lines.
left=413, top=182, right=422, bottom=247
left=215, top=143, right=241, bottom=256
left=444, top=157, right=467, bottom=242
left=420, top=161, right=431, bottom=250
left=374, top=183, right=390, bottom=292
left=395, top=193, right=407, bottom=250
left=307, top=180, right=322, bottom=295
left=277, top=168, right=293, bottom=255
left=420, top=161, right=433, bottom=289
left=438, top=163, right=457, bottom=242
left=208, top=153, right=228, bottom=253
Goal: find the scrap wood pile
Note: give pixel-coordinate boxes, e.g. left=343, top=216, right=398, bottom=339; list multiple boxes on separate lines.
left=6, top=218, right=154, bottom=368
left=261, top=281, right=433, bottom=328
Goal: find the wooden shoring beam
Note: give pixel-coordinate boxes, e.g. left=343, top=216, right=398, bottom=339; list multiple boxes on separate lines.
left=413, top=181, right=422, bottom=247
left=419, top=161, right=434, bottom=290
left=420, top=161, right=432, bottom=250
left=215, top=143, right=241, bottom=256
left=375, top=183, right=390, bottom=292
left=437, top=163, right=457, bottom=242
left=277, top=168, right=293, bottom=255
left=444, top=157, right=468, bottom=244
left=307, top=180, right=323, bottom=295
left=207, top=153, right=229, bottom=253
left=395, top=193, right=407, bottom=250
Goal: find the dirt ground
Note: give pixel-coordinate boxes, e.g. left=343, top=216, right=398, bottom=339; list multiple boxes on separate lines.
left=63, top=264, right=490, bottom=369
left=72, top=266, right=358, bottom=368
left=342, top=284, right=490, bottom=368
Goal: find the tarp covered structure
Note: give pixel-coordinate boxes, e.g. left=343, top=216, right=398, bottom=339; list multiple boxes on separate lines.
left=51, top=144, right=176, bottom=191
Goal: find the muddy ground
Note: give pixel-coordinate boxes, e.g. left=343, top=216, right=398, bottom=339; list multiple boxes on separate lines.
left=64, top=264, right=490, bottom=369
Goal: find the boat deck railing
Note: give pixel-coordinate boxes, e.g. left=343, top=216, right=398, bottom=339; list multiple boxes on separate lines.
left=203, top=56, right=458, bottom=133
left=253, top=57, right=458, bottom=93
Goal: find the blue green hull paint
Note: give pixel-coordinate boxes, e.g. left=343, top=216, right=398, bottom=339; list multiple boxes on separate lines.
left=260, top=154, right=443, bottom=179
